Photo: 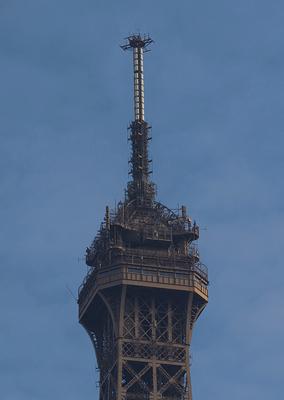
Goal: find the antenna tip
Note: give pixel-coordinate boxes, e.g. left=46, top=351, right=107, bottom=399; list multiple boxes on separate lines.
left=121, top=33, right=153, bottom=51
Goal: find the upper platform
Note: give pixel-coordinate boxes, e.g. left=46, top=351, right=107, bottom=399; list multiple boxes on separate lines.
left=78, top=249, right=208, bottom=321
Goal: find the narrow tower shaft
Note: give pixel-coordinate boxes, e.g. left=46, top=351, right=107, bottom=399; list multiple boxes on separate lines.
left=121, top=34, right=152, bottom=121
left=121, top=35, right=155, bottom=206
left=133, top=45, right=144, bottom=121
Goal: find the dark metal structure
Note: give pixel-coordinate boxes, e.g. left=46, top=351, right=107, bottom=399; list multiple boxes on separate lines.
left=78, top=34, right=208, bottom=400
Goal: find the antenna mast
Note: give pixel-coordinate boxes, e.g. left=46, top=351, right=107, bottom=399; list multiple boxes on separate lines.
left=121, top=34, right=155, bottom=206
left=121, top=34, right=153, bottom=121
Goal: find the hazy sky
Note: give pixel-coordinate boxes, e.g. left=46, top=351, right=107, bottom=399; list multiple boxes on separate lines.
left=1, top=1, right=283, bottom=399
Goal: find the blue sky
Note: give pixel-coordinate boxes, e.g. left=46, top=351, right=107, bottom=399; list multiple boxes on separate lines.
left=1, top=0, right=283, bottom=399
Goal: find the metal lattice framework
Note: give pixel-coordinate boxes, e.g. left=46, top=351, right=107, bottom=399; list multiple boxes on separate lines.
left=78, top=34, right=208, bottom=400
left=80, top=287, right=207, bottom=400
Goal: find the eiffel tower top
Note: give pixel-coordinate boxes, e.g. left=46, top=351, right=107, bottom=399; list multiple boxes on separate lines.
left=83, top=35, right=206, bottom=286
left=79, top=36, right=208, bottom=400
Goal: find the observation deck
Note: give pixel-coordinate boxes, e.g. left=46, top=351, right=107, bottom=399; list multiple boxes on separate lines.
left=78, top=251, right=208, bottom=320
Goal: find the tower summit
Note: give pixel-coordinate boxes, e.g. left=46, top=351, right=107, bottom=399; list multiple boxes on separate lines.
left=78, top=34, right=208, bottom=400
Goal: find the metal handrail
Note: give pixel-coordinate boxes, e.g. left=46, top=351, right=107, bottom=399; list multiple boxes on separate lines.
left=78, top=259, right=208, bottom=304
left=110, top=252, right=208, bottom=278
left=78, top=264, right=208, bottom=314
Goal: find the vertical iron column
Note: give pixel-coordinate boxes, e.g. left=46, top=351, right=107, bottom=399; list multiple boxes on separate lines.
left=121, top=34, right=153, bottom=122
left=121, top=35, right=155, bottom=205
left=133, top=45, right=144, bottom=121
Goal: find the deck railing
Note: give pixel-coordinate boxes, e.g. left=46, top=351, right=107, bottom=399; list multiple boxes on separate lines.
left=78, top=258, right=208, bottom=312
left=111, top=251, right=207, bottom=279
